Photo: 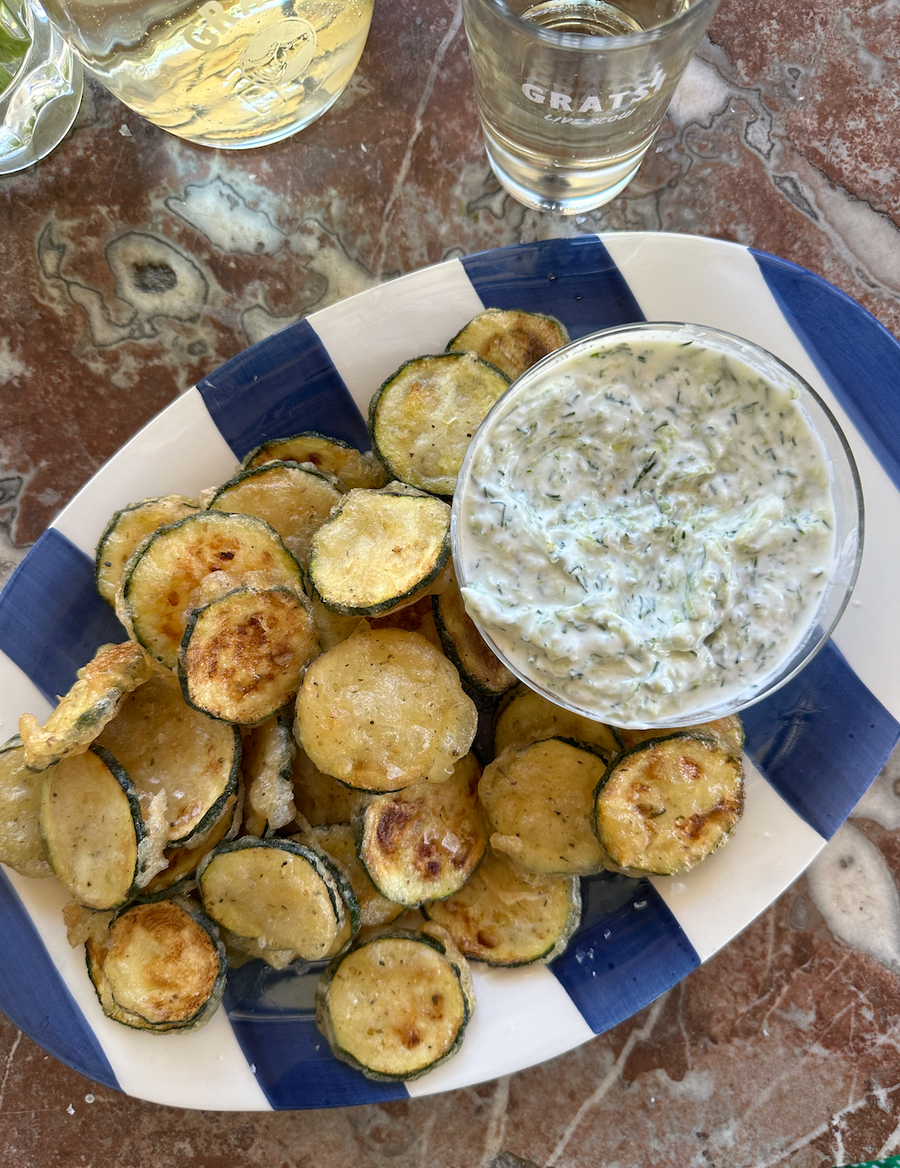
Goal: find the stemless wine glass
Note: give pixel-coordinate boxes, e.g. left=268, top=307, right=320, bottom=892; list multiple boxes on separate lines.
left=37, top=0, right=375, bottom=149
left=461, top=0, right=721, bottom=214
left=0, top=0, right=82, bottom=175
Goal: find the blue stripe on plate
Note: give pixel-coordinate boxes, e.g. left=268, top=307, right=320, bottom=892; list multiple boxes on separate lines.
left=224, top=963, right=408, bottom=1110
left=0, top=529, right=124, bottom=704
left=0, top=869, right=119, bottom=1090
left=196, top=319, right=371, bottom=462
left=751, top=249, right=900, bottom=492
left=460, top=237, right=645, bottom=340
left=551, top=872, right=699, bottom=1034
left=743, top=640, right=900, bottom=841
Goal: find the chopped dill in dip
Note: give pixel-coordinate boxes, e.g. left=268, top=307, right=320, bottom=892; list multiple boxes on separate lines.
left=455, top=329, right=837, bottom=725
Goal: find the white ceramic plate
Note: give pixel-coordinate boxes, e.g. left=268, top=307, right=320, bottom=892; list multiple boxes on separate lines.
left=0, top=232, right=898, bottom=1110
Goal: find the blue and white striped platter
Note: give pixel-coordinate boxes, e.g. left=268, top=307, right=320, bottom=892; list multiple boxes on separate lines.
left=0, top=232, right=898, bottom=1111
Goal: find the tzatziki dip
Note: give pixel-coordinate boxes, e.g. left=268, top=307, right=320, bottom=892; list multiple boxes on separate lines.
left=453, top=324, right=840, bottom=726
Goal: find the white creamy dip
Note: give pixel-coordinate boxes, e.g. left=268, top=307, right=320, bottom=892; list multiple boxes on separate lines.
left=455, top=328, right=838, bottom=725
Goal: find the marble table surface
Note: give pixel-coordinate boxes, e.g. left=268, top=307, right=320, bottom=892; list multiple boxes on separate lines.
left=1, top=0, right=899, bottom=1165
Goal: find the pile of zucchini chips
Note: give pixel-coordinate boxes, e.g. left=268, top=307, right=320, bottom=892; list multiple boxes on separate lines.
left=0, top=309, right=745, bottom=1083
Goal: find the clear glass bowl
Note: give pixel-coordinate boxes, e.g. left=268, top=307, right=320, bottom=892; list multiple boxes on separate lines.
left=452, top=321, right=864, bottom=731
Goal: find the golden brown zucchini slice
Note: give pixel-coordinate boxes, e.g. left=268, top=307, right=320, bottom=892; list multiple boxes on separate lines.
left=119, top=510, right=303, bottom=670
left=197, top=837, right=353, bottom=964
left=205, top=461, right=342, bottom=567
left=295, top=626, right=477, bottom=792
left=492, top=684, right=621, bottom=761
left=479, top=738, right=608, bottom=877
left=95, top=495, right=198, bottom=606
left=593, top=733, right=744, bottom=876
left=40, top=745, right=166, bottom=910
left=178, top=584, right=318, bottom=725
left=18, top=642, right=154, bottom=771
left=95, top=672, right=241, bottom=847
left=308, top=487, right=451, bottom=618
left=241, top=709, right=296, bottom=837
left=355, top=753, right=487, bottom=906
left=315, top=923, right=475, bottom=1081
left=242, top=431, right=386, bottom=490
left=368, top=352, right=510, bottom=495
left=445, top=308, right=569, bottom=381
left=433, top=574, right=516, bottom=696
left=423, top=848, right=581, bottom=967
left=307, top=822, right=404, bottom=928
left=0, top=736, right=52, bottom=878
left=85, top=899, right=226, bottom=1032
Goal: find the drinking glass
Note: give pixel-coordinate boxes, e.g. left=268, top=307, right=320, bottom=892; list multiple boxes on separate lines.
left=0, top=0, right=82, bottom=175
left=38, top=0, right=375, bottom=149
left=461, top=0, right=721, bottom=214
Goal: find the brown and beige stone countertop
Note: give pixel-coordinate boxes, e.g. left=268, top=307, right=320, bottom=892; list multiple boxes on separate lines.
left=1, top=1, right=900, bottom=1165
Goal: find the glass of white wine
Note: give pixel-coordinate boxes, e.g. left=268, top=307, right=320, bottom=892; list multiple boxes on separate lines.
left=461, top=0, right=721, bottom=214
left=0, top=0, right=82, bottom=175
left=38, top=0, right=374, bottom=149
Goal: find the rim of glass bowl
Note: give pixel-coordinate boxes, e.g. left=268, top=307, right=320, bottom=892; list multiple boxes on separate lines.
left=450, top=320, right=865, bottom=731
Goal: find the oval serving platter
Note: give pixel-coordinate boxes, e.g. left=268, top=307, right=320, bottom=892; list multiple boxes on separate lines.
left=0, top=232, right=898, bottom=1111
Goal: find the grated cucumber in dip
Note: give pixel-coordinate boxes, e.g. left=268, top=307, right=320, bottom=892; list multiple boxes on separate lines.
left=456, top=331, right=837, bottom=725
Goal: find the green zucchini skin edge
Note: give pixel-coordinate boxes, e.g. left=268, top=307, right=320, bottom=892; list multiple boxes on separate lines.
left=591, top=731, right=744, bottom=877
left=308, top=493, right=451, bottom=618
left=86, top=897, right=228, bottom=1032
left=315, top=928, right=474, bottom=1082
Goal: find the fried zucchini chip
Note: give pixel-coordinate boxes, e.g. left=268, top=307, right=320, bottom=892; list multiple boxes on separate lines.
left=479, top=738, right=608, bottom=877
left=119, top=510, right=303, bottom=671
left=492, top=684, right=621, bottom=761
left=178, top=583, right=318, bottom=725
left=205, top=461, right=342, bottom=567
left=198, top=837, right=356, bottom=964
left=0, top=735, right=52, bottom=878
left=19, top=641, right=154, bottom=771
left=95, top=495, right=199, bottom=606
left=86, top=899, right=226, bottom=1032
left=423, top=848, right=581, bottom=967
left=355, top=753, right=487, bottom=906
left=242, top=431, right=386, bottom=490
left=445, top=308, right=569, bottom=381
left=295, top=627, right=477, bottom=792
left=368, top=352, right=509, bottom=496
left=95, top=672, right=240, bottom=847
left=594, top=733, right=744, bottom=876
left=308, top=486, right=451, bottom=618
left=316, top=922, right=475, bottom=1081
left=41, top=745, right=167, bottom=910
